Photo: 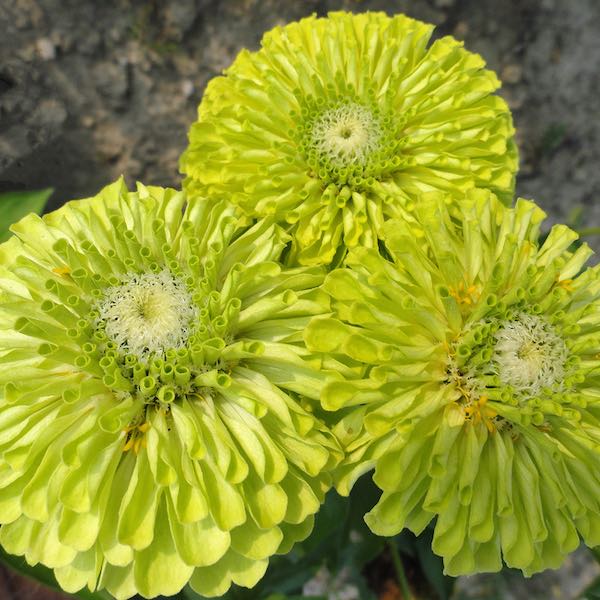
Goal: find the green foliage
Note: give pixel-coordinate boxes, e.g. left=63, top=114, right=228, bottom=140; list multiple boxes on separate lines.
left=539, top=122, right=567, bottom=156
left=581, top=548, right=600, bottom=599
left=582, top=579, right=600, bottom=600
left=0, top=188, right=52, bottom=240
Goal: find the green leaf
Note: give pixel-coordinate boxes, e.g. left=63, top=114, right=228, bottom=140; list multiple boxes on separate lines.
left=414, top=527, right=456, bottom=600
left=0, top=543, right=111, bottom=599
left=342, top=473, right=385, bottom=569
left=577, top=227, right=600, bottom=239
left=0, top=188, right=53, bottom=242
left=299, top=489, right=350, bottom=566
left=581, top=548, right=600, bottom=599
left=581, top=578, right=600, bottom=600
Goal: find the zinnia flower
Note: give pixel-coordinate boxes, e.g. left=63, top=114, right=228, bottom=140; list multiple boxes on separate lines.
left=0, top=179, right=340, bottom=598
left=305, top=189, right=600, bottom=576
left=180, top=11, right=518, bottom=266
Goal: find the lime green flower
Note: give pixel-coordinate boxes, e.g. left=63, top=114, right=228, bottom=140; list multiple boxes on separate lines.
left=180, top=11, right=518, bottom=266
left=0, top=179, right=340, bottom=598
left=305, top=190, right=600, bottom=576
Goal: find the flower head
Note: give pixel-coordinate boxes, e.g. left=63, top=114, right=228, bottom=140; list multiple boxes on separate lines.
left=0, top=179, right=340, bottom=598
left=180, top=12, right=518, bottom=265
left=305, top=190, right=600, bottom=576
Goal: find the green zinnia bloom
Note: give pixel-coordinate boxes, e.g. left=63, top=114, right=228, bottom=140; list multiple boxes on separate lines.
left=0, top=179, right=340, bottom=598
left=180, top=11, right=518, bottom=266
left=305, top=190, right=600, bottom=576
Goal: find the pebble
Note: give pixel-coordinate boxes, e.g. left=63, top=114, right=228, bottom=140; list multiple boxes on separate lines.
left=501, top=64, right=523, bottom=84
left=454, top=21, right=470, bottom=39
left=36, top=38, right=55, bottom=61
left=181, top=79, right=194, bottom=98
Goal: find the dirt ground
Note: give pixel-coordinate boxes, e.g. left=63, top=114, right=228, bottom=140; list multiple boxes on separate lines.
left=1, top=0, right=600, bottom=599
left=1, top=0, right=600, bottom=236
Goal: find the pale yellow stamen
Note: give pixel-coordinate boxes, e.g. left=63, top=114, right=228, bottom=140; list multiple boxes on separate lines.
left=557, top=278, right=574, bottom=292
left=53, top=266, right=71, bottom=277
left=464, top=395, right=498, bottom=433
left=449, top=281, right=480, bottom=306
left=123, top=422, right=150, bottom=454
left=311, top=103, right=381, bottom=167
left=492, top=313, right=568, bottom=396
left=98, top=270, right=197, bottom=360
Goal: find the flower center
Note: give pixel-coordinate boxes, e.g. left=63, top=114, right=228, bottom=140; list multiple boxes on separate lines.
left=492, top=313, right=568, bottom=395
left=310, top=103, right=381, bottom=167
left=97, top=271, right=197, bottom=360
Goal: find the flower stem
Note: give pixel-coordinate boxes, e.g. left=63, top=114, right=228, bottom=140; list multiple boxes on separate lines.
left=388, top=538, right=412, bottom=600
left=576, top=227, right=600, bottom=238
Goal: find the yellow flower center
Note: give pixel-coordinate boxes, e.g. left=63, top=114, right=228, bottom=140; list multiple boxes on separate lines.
left=97, top=270, right=197, bottom=360
left=492, top=313, right=568, bottom=395
left=311, top=103, right=381, bottom=167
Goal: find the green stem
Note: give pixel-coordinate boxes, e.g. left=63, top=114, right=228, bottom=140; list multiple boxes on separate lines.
left=388, top=538, right=412, bottom=600
left=575, top=227, right=600, bottom=238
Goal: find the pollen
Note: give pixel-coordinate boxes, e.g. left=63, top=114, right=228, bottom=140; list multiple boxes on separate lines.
left=557, top=277, right=574, bottom=292
left=310, top=103, right=382, bottom=167
left=97, top=270, right=197, bottom=360
left=449, top=281, right=480, bottom=306
left=123, top=421, right=150, bottom=454
left=492, top=313, right=568, bottom=396
left=52, top=266, right=71, bottom=277
left=464, top=395, right=498, bottom=433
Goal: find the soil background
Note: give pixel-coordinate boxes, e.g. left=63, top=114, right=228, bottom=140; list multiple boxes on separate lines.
left=0, top=0, right=599, bottom=599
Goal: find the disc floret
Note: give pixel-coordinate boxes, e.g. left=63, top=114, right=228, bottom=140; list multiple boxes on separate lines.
left=309, top=102, right=383, bottom=171
left=446, top=311, right=573, bottom=435
left=98, top=270, right=197, bottom=360
left=491, top=313, right=568, bottom=396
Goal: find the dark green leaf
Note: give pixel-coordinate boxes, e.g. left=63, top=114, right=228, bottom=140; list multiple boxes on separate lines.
left=581, top=551, right=600, bottom=600
left=0, top=188, right=53, bottom=242
left=414, top=527, right=456, bottom=600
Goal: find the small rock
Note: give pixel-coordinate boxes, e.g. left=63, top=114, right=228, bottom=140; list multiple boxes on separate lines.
left=181, top=79, right=194, bottom=98
left=453, top=21, right=469, bottom=39
left=81, top=115, right=95, bottom=128
left=36, top=38, right=56, bottom=61
left=503, top=89, right=525, bottom=110
left=172, top=54, right=199, bottom=77
left=203, top=33, right=238, bottom=73
left=93, top=122, right=127, bottom=160
left=164, top=0, right=198, bottom=40
left=92, top=61, right=129, bottom=107
left=28, top=98, right=67, bottom=128
left=573, top=166, right=587, bottom=182
left=76, top=29, right=101, bottom=55
left=501, top=64, right=523, bottom=84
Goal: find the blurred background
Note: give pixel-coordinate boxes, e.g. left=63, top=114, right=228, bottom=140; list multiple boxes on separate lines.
left=1, top=0, right=600, bottom=235
left=0, top=0, right=599, bottom=598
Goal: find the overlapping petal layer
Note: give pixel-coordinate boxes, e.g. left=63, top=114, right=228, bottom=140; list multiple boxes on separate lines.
left=180, top=11, right=518, bottom=265
left=305, top=189, right=600, bottom=575
left=0, top=179, right=341, bottom=598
